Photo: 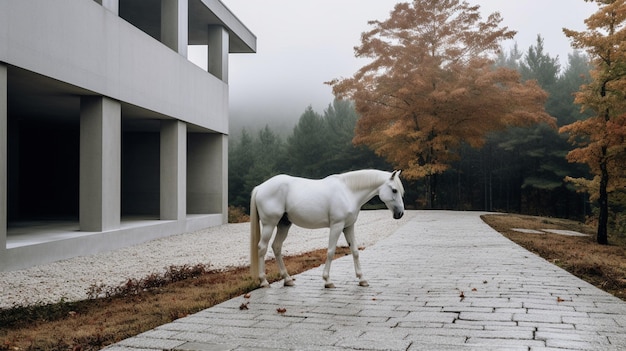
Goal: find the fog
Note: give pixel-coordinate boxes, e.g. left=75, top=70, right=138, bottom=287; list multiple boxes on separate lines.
left=191, top=1, right=598, bottom=137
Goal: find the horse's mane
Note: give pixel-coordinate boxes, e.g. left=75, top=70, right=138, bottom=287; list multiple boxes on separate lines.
left=337, top=169, right=405, bottom=196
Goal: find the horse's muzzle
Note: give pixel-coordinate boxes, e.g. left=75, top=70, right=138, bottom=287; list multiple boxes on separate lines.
left=393, top=210, right=404, bottom=219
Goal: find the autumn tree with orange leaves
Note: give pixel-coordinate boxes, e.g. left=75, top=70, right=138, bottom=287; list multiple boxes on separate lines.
left=562, top=0, right=626, bottom=245
left=328, top=0, right=554, bottom=208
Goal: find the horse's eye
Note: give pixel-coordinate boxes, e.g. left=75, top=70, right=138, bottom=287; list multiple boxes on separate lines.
left=392, top=189, right=398, bottom=194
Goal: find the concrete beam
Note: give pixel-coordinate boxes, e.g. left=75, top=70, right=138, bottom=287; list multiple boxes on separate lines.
left=80, top=96, right=121, bottom=232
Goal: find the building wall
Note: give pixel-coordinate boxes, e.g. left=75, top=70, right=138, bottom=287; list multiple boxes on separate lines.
left=0, top=0, right=255, bottom=271
left=0, top=0, right=229, bottom=133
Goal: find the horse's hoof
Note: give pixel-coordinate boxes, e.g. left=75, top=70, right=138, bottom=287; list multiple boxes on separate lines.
left=324, top=282, right=336, bottom=289
left=260, top=280, right=270, bottom=288
left=359, top=280, right=369, bottom=287
left=284, top=279, right=295, bottom=287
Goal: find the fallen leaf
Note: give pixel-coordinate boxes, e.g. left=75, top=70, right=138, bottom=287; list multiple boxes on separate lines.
left=244, top=293, right=251, bottom=299
left=471, top=288, right=477, bottom=292
left=459, top=291, right=465, bottom=299
left=239, top=302, right=249, bottom=310
left=276, top=307, right=287, bottom=314
left=557, top=297, right=565, bottom=303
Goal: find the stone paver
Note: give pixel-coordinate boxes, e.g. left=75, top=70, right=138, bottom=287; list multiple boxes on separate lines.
left=104, top=211, right=626, bottom=351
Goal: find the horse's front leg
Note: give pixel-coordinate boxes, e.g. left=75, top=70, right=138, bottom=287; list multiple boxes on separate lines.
left=344, top=225, right=368, bottom=287
left=272, top=222, right=294, bottom=287
left=322, top=223, right=343, bottom=288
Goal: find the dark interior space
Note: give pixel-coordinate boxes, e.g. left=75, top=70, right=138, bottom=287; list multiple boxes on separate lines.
left=121, top=131, right=160, bottom=217
left=119, top=0, right=161, bottom=42
left=10, top=120, right=79, bottom=221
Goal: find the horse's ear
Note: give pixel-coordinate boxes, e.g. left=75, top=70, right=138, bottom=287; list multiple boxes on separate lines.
left=390, top=170, right=400, bottom=180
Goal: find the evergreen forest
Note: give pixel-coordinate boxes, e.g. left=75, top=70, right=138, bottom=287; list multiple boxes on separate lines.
left=229, top=36, right=623, bottom=236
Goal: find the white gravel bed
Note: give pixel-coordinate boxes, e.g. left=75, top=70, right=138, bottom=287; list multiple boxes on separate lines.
left=0, top=210, right=415, bottom=309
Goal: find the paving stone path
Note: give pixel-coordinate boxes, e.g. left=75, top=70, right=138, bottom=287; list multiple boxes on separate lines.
left=105, top=211, right=626, bottom=351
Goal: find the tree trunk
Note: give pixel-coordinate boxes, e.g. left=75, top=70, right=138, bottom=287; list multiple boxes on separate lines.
left=425, top=176, right=432, bottom=209
left=596, top=73, right=610, bottom=245
left=483, top=144, right=493, bottom=211
left=425, top=174, right=437, bottom=209
left=597, top=146, right=609, bottom=245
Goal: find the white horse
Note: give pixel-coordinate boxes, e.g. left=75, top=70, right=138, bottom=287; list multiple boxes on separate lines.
left=250, top=169, right=405, bottom=288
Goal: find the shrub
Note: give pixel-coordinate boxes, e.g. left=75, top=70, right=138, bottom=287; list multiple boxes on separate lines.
left=228, top=205, right=249, bottom=223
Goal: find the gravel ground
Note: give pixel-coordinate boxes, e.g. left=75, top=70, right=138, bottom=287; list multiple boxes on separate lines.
left=0, top=210, right=416, bottom=309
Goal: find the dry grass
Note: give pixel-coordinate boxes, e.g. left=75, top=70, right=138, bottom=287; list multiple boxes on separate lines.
left=482, top=214, right=626, bottom=301
left=0, top=247, right=350, bottom=351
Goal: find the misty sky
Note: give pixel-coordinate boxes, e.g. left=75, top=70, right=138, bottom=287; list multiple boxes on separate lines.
left=192, top=0, right=598, bottom=133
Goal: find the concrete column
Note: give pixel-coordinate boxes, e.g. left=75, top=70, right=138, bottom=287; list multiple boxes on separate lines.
left=217, top=134, right=228, bottom=223
left=0, top=64, right=6, bottom=250
left=208, top=25, right=229, bottom=82
left=80, top=96, right=121, bottom=232
left=160, top=120, right=186, bottom=220
left=161, top=0, right=188, bottom=57
left=187, top=133, right=227, bottom=222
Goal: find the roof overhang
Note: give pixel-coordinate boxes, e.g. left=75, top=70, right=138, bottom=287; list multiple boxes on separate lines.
left=119, top=0, right=257, bottom=53
left=190, top=0, right=256, bottom=53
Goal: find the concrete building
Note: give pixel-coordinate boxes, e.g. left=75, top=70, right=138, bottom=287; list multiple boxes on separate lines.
left=0, top=0, right=256, bottom=271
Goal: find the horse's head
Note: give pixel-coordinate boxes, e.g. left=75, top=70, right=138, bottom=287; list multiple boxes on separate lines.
left=378, top=170, right=405, bottom=219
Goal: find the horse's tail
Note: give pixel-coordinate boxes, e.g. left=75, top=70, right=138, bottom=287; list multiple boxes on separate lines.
left=250, top=187, right=260, bottom=280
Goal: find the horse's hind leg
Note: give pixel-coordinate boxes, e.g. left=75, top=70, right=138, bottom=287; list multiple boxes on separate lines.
left=344, top=225, right=368, bottom=287
left=272, top=221, right=294, bottom=286
left=258, top=223, right=275, bottom=288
